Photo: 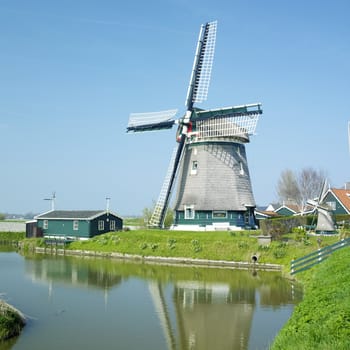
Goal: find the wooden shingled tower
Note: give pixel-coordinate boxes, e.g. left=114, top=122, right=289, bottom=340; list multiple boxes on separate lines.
left=127, top=21, right=262, bottom=230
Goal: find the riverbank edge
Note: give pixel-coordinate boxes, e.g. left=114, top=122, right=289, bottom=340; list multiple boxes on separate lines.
left=0, top=300, right=26, bottom=341
left=270, top=247, right=350, bottom=349
left=33, top=246, right=282, bottom=271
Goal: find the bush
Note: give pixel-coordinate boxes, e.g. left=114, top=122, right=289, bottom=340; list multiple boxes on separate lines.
left=0, top=301, right=25, bottom=340
left=260, top=216, right=307, bottom=239
left=191, top=239, right=202, bottom=253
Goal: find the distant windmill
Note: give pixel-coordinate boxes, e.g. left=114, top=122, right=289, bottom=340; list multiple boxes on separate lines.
left=307, top=180, right=336, bottom=234
left=44, top=191, right=56, bottom=211
left=127, top=21, right=262, bottom=230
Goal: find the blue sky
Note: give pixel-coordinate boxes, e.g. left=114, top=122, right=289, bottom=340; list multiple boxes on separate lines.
left=1, top=0, right=349, bottom=216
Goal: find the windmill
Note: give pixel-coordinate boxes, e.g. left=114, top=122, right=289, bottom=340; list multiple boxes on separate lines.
left=307, top=180, right=336, bottom=234
left=127, top=21, right=262, bottom=230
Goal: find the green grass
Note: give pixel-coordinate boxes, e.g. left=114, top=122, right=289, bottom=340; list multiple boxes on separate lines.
left=63, top=229, right=339, bottom=272
left=271, top=247, right=350, bottom=350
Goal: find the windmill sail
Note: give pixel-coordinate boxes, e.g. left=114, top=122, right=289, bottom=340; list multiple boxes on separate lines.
left=148, top=21, right=217, bottom=227
left=185, top=21, right=217, bottom=110
left=192, top=104, right=262, bottom=140
left=127, top=109, right=177, bottom=133
left=149, top=135, right=186, bottom=228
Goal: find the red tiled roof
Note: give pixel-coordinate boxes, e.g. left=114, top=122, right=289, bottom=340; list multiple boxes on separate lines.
left=331, top=188, right=350, bottom=213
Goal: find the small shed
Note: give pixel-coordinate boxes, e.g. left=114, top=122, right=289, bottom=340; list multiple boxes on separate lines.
left=32, top=210, right=123, bottom=240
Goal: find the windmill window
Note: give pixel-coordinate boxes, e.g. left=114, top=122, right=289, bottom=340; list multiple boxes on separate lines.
left=191, top=161, right=198, bottom=175
left=184, top=205, right=195, bottom=219
left=73, top=220, right=79, bottom=231
left=239, top=162, right=244, bottom=175
left=213, top=211, right=227, bottom=218
left=98, top=220, right=105, bottom=231
left=43, top=220, right=48, bottom=229
left=244, top=212, right=250, bottom=225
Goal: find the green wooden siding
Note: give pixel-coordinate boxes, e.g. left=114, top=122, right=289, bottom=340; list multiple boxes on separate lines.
left=175, top=210, right=253, bottom=228
left=275, top=207, right=295, bottom=216
left=37, top=219, right=91, bottom=238
left=37, top=213, right=122, bottom=239
left=323, top=192, right=348, bottom=215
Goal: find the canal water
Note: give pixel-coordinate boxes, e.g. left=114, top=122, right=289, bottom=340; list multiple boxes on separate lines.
left=0, top=250, right=302, bottom=350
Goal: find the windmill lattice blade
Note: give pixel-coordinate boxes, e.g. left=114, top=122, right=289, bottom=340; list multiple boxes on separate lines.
left=185, top=21, right=217, bottom=109
left=195, top=104, right=262, bottom=139
left=319, top=179, right=329, bottom=203
left=127, top=109, right=177, bottom=132
left=149, top=137, right=186, bottom=228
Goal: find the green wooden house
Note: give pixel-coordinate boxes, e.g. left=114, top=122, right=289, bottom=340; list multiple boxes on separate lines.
left=322, top=188, right=350, bottom=215
left=274, top=204, right=299, bottom=216
left=32, top=210, right=123, bottom=240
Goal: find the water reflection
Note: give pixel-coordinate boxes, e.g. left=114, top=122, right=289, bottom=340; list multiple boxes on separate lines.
left=18, top=253, right=301, bottom=350
left=24, top=255, right=123, bottom=290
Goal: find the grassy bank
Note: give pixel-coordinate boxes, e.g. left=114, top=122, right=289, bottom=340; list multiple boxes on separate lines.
left=34, top=229, right=339, bottom=272
left=0, top=300, right=25, bottom=341
left=271, top=247, right=350, bottom=349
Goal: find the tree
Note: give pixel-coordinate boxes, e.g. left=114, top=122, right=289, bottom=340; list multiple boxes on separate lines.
left=276, top=167, right=327, bottom=211
left=276, top=169, right=301, bottom=206
left=298, top=167, right=327, bottom=210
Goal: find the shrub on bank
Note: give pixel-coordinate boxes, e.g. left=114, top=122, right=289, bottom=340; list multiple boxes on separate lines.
left=0, top=301, right=25, bottom=341
left=0, top=232, right=25, bottom=242
left=259, top=216, right=309, bottom=239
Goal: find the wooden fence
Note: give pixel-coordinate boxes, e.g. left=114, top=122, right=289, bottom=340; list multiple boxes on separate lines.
left=291, top=237, right=350, bottom=275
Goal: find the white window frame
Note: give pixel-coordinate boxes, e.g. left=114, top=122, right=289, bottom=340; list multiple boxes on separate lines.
left=326, top=201, right=336, bottom=210
left=73, top=220, right=79, bottom=231
left=184, top=205, right=195, bottom=219
left=43, top=220, right=48, bottom=229
left=98, top=220, right=105, bottom=231
left=191, top=161, right=198, bottom=175
left=110, top=220, right=116, bottom=231
left=239, top=161, right=245, bottom=175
